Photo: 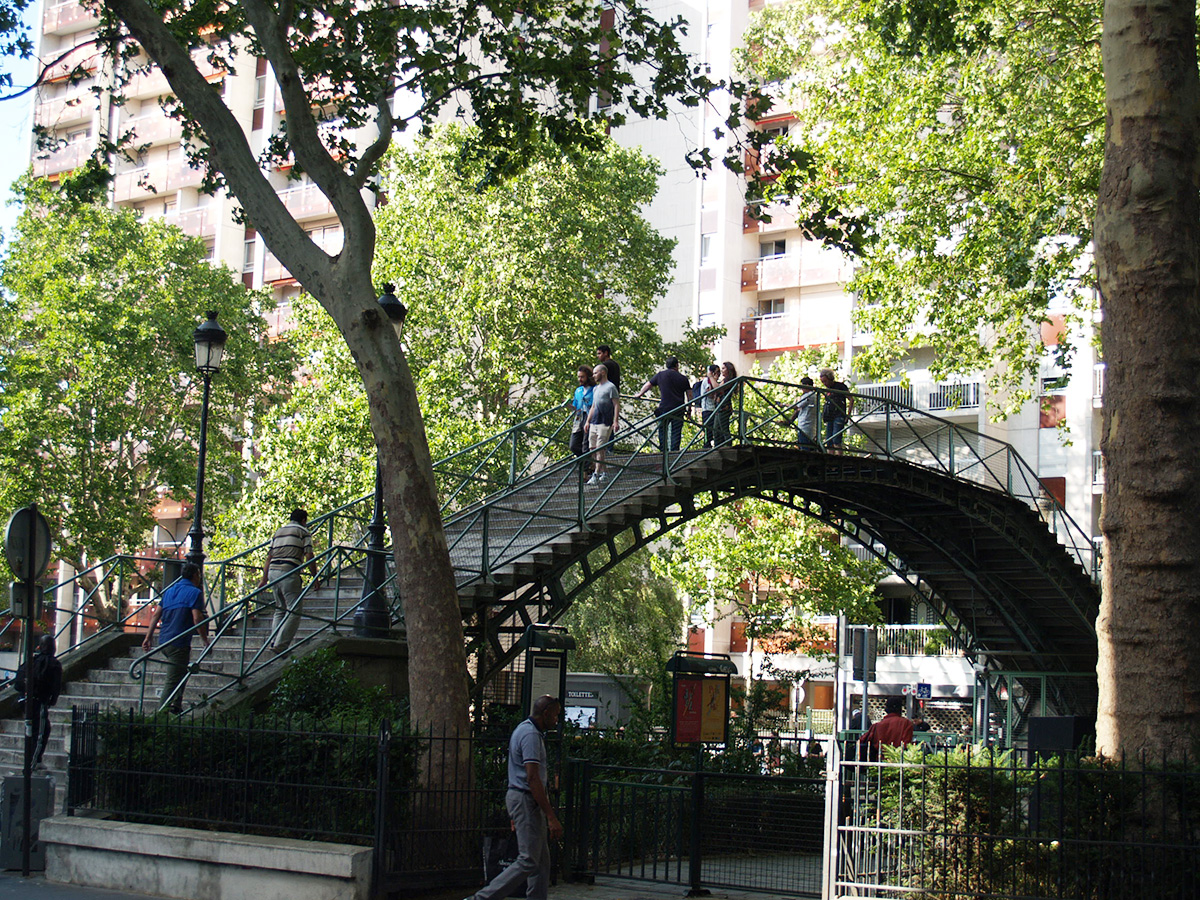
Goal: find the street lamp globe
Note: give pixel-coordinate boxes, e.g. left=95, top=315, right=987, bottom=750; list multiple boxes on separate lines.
left=377, top=284, right=407, bottom=340
left=193, top=310, right=227, bottom=374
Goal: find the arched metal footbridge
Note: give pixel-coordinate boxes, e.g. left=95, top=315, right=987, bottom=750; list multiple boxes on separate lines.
left=20, top=378, right=1100, bottom=726
left=433, top=377, right=1100, bottom=721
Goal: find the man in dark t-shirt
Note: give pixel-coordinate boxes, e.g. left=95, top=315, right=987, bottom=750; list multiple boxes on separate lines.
left=634, top=356, right=693, bottom=452
left=819, top=368, right=853, bottom=451
left=595, top=345, right=621, bottom=394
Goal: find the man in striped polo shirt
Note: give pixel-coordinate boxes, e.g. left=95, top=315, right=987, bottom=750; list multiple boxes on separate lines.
left=257, top=508, right=319, bottom=653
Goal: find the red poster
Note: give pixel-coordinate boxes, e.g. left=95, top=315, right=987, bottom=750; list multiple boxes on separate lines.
left=675, top=676, right=703, bottom=743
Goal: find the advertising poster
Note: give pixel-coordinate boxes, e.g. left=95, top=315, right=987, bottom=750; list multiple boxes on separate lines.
left=675, top=676, right=703, bottom=743
left=701, top=678, right=727, bottom=743
left=674, top=675, right=728, bottom=744
left=527, top=655, right=563, bottom=714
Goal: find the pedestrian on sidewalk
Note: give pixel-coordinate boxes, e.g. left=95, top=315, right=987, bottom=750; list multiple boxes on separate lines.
left=143, top=563, right=209, bottom=714
left=470, top=695, right=564, bottom=900
left=258, top=508, right=319, bottom=654
left=15, top=633, right=62, bottom=768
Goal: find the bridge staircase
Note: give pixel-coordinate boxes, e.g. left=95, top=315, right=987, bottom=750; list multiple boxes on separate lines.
left=0, top=579, right=364, bottom=812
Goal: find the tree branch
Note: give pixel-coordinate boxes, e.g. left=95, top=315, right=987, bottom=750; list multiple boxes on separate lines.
left=240, top=0, right=375, bottom=264
left=104, top=0, right=334, bottom=290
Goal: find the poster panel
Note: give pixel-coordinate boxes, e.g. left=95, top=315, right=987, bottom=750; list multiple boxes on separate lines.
left=701, top=678, right=728, bottom=743
left=675, top=675, right=703, bottom=743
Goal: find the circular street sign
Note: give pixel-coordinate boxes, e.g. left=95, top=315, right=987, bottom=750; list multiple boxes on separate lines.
left=4, top=505, right=53, bottom=582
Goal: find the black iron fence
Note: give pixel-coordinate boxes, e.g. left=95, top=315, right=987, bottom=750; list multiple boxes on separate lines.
left=838, top=745, right=1200, bottom=899
left=67, top=708, right=517, bottom=894
left=563, top=758, right=826, bottom=897
left=68, top=706, right=382, bottom=844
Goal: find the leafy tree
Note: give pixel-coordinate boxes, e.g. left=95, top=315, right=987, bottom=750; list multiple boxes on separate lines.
left=656, top=498, right=884, bottom=663
left=740, top=0, right=1103, bottom=413
left=0, top=0, right=32, bottom=93
left=94, top=0, right=737, bottom=734
left=0, top=178, right=287, bottom=577
left=218, top=129, right=722, bottom=548
left=376, top=125, right=723, bottom=454
left=1094, top=0, right=1200, bottom=754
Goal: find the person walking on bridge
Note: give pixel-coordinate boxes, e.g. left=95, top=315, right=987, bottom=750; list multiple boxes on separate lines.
left=470, top=695, right=564, bottom=900
left=258, top=508, right=319, bottom=654
left=819, top=368, right=853, bottom=452
left=633, top=356, right=692, bottom=452
left=584, top=364, right=620, bottom=485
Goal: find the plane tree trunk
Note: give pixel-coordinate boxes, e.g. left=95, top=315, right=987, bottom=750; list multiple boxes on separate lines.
left=1095, top=0, right=1200, bottom=755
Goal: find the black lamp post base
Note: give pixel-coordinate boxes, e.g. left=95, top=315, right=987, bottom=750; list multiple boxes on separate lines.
left=353, top=603, right=391, bottom=638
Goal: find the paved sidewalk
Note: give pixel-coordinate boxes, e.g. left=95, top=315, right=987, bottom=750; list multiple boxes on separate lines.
left=0, top=871, right=169, bottom=899
left=1, top=871, right=792, bottom=900
left=420, top=875, right=797, bottom=900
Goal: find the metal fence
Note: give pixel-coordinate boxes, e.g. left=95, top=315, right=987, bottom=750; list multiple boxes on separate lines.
left=837, top=746, right=1200, bottom=899
left=67, top=706, right=381, bottom=843
left=564, top=758, right=826, bottom=897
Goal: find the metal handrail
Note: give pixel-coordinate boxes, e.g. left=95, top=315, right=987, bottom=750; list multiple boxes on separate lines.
left=129, top=542, right=401, bottom=713
left=441, top=376, right=1097, bottom=587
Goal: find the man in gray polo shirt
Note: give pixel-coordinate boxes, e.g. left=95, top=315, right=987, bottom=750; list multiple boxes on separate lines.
left=472, top=695, right=563, bottom=900
left=257, top=508, right=319, bottom=653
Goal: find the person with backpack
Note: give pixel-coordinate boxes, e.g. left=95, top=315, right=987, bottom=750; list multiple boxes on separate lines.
left=15, top=634, right=63, bottom=769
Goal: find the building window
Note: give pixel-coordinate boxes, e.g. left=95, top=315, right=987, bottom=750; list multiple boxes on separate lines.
left=242, top=227, right=257, bottom=273
left=758, top=297, right=784, bottom=317
left=760, top=239, right=785, bottom=259
left=700, top=233, right=713, bottom=265
left=1040, top=395, right=1066, bottom=428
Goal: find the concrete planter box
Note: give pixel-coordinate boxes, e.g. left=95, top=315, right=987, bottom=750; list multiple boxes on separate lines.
left=42, top=816, right=371, bottom=900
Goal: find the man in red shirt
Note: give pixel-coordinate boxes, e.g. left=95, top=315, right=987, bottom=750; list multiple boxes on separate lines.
left=859, top=697, right=914, bottom=759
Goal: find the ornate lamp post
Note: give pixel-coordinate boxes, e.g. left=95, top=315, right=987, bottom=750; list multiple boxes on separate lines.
left=185, top=310, right=227, bottom=568
left=355, top=285, right=407, bottom=637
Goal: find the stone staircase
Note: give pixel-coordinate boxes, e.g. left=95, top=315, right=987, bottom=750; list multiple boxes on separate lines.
left=0, top=581, right=366, bottom=814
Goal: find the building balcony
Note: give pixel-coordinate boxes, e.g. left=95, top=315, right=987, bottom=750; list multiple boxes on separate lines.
left=741, top=248, right=851, bottom=293
left=125, top=52, right=224, bottom=99
left=44, top=52, right=99, bottom=84
left=35, top=90, right=92, bottom=127
left=1093, top=363, right=1105, bottom=408
left=738, top=312, right=844, bottom=353
left=42, top=0, right=97, bottom=35
left=121, top=112, right=184, bottom=147
left=856, top=380, right=982, bottom=417
left=277, top=183, right=335, bottom=220
left=163, top=206, right=215, bottom=238
left=32, top=140, right=91, bottom=177
left=742, top=200, right=798, bottom=234
left=262, top=253, right=290, bottom=284
left=113, top=166, right=166, bottom=202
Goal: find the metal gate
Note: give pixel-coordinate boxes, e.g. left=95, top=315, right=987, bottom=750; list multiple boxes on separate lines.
left=564, top=759, right=826, bottom=896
